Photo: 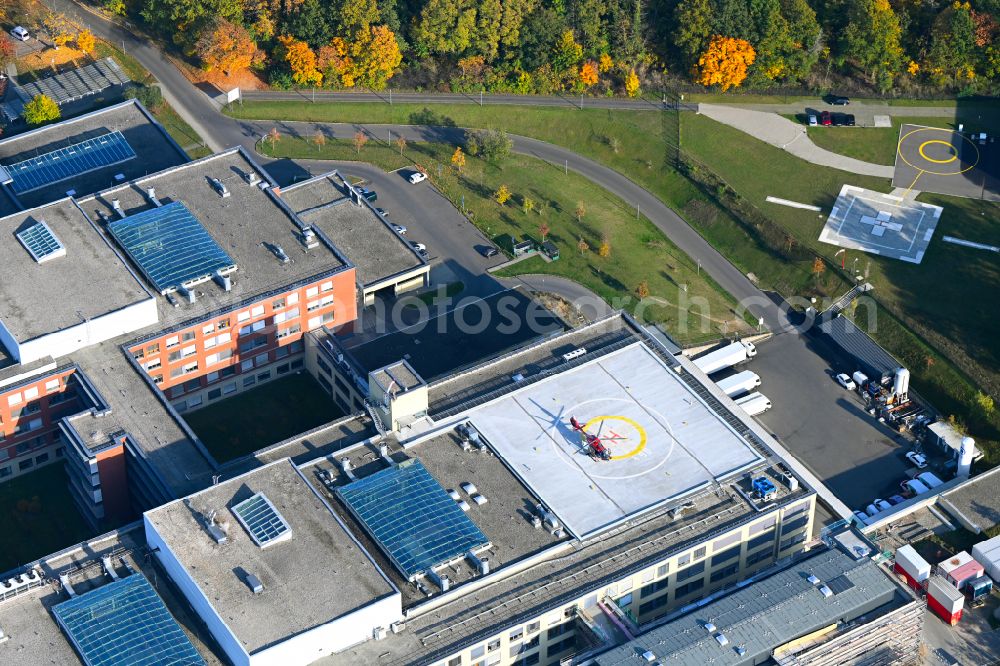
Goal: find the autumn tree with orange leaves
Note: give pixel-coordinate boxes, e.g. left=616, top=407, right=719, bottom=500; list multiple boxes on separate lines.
left=277, top=35, right=322, bottom=86
left=579, top=61, right=598, bottom=86
left=695, top=36, right=756, bottom=91
left=196, top=19, right=260, bottom=77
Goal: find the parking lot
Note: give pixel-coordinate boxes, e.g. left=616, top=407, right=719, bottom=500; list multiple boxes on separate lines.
left=733, top=329, right=918, bottom=510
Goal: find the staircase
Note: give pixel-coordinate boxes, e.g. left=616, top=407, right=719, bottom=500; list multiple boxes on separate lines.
left=364, top=399, right=388, bottom=438
left=824, top=283, right=872, bottom=316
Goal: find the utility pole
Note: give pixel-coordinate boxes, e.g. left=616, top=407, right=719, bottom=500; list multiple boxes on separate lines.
left=480, top=90, right=483, bottom=107
left=564, top=160, right=568, bottom=175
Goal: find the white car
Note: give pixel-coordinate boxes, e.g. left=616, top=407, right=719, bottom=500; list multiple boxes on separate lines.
left=906, top=451, right=928, bottom=469
left=409, top=241, right=427, bottom=253
left=808, top=115, right=818, bottom=126
left=391, top=223, right=407, bottom=235
left=835, top=373, right=856, bottom=390
left=10, top=26, right=30, bottom=41
left=408, top=171, right=427, bottom=184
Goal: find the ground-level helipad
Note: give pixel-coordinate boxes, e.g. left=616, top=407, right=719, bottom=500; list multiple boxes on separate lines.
left=892, top=124, right=1000, bottom=201
left=468, top=343, right=763, bottom=538
left=819, top=185, right=943, bottom=263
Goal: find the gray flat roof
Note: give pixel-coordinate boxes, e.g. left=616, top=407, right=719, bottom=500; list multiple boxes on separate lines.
left=0, top=100, right=188, bottom=210
left=0, top=198, right=151, bottom=342
left=941, top=467, right=1000, bottom=533
left=79, top=149, right=350, bottom=328
left=280, top=173, right=425, bottom=288
left=466, top=343, right=763, bottom=538
left=144, top=459, right=396, bottom=655
left=595, top=546, right=906, bottom=666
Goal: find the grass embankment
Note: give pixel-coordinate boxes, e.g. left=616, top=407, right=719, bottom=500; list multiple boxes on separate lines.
left=259, top=135, right=750, bottom=344
left=0, top=464, right=96, bottom=573
left=183, top=373, right=345, bottom=462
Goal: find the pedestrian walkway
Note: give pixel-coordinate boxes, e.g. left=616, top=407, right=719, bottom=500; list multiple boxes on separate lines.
left=697, top=104, right=896, bottom=179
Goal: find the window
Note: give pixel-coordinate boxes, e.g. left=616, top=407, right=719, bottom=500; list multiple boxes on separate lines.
left=241, top=359, right=254, bottom=371
left=0, top=467, right=9, bottom=478
left=750, top=516, right=778, bottom=534
left=217, top=318, right=230, bottom=329
left=657, top=563, right=669, bottom=576
left=35, top=453, right=49, bottom=464
left=277, top=363, right=290, bottom=375
left=307, top=300, right=321, bottom=312
left=187, top=395, right=203, bottom=409
left=184, top=379, right=201, bottom=392
left=168, top=351, right=181, bottom=363
left=781, top=516, right=809, bottom=535
left=447, top=659, right=460, bottom=666
left=546, top=622, right=572, bottom=639
left=547, top=637, right=576, bottom=657
left=641, top=568, right=655, bottom=583
left=747, top=530, right=775, bottom=552
left=306, top=286, right=319, bottom=297
left=12, top=403, right=41, bottom=419
left=45, top=379, right=61, bottom=392
left=208, top=389, right=222, bottom=400
left=470, top=645, right=485, bottom=659
left=516, top=654, right=540, bottom=666
left=694, top=546, right=707, bottom=560
left=275, top=346, right=290, bottom=360
left=288, top=292, right=299, bottom=304
left=166, top=335, right=179, bottom=347
left=321, top=280, right=333, bottom=292
left=638, top=594, right=670, bottom=616
left=202, top=323, right=216, bottom=335
left=487, top=639, right=500, bottom=653
left=317, top=358, right=332, bottom=375
left=237, top=310, right=250, bottom=323
left=207, top=372, right=220, bottom=384
left=676, top=560, right=705, bottom=582
left=711, top=563, right=739, bottom=583
left=509, top=628, right=524, bottom=642
left=144, top=359, right=162, bottom=372
left=251, top=305, right=265, bottom=317
left=7, top=393, right=21, bottom=407
left=277, top=323, right=301, bottom=340
left=223, top=382, right=237, bottom=395
left=182, top=331, right=196, bottom=342
left=746, top=549, right=773, bottom=567
left=257, top=371, right=271, bottom=381
left=152, top=375, right=163, bottom=385
left=147, top=342, right=160, bottom=354
left=713, top=532, right=741, bottom=552
left=243, top=376, right=257, bottom=388
left=133, top=347, right=145, bottom=360
left=221, top=366, right=236, bottom=378
left=181, top=344, right=197, bottom=358
left=674, top=578, right=705, bottom=598
left=677, top=552, right=691, bottom=567
left=272, top=297, right=286, bottom=310
left=640, top=579, right=668, bottom=598
left=204, top=336, right=217, bottom=349
left=255, top=354, right=269, bottom=367
left=182, top=361, right=199, bottom=375
left=711, top=546, right=741, bottom=567
left=19, top=459, right=33, bottom=471
left=780, top=533, right=807, bottom=551
left=526, top=621, right=540, bottom=634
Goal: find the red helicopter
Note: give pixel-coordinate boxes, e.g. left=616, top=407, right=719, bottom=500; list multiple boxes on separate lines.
left=570, top=416, right=617, bottom=461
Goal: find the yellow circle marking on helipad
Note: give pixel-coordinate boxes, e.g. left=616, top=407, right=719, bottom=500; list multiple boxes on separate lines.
left=898, top=127, right=979, bottom=176
left=583, top=415, right=647, bottom=460
left=918, top=139, right=958, bottom=164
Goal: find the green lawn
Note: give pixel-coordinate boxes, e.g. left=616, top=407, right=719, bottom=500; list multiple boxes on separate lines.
left=0, top=463, right=96, bottom=573
left=261, top=135, right=751, bottom=343
left=183, top=373, right=346, bottom=462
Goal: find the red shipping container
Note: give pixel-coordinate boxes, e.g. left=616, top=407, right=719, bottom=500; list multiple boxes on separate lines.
left=927, top=575, right=964, bottom=625
left=893, top=562, right=925, bottom=592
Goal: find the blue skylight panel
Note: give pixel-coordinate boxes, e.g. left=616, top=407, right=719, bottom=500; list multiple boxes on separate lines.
left=107, top=201, right=236, bottom=294
left=5, top=131, right=136, bottom=194
left=52, top=573, right=205, bottom=666
left=232, top=493, right=292, bottom=547
left=337, top=459, right=490, bottom=578
left=16, top=220, right=66, bottom=263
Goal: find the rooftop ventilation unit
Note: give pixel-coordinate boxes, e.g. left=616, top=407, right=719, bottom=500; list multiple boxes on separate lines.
left=210, top=177, right=230, bottom=198
left=562, top=347, right=587, bottom=362
left=146, top=187, right=161, bottom=207
left=467, top=551, right=490, bottom=575
left=373, top=626, right=387, bottom=640
left=642, top=651, right=657, bottom=663
left=457, top=500, right=471, bottom=512
left=338, top=458, right=357, bottom=481
left=179, top=285, right=196, bottom=304
left=272, top=244, right=290, bottom=263
left=207, top=524, right=228, bottom=544
left=58, top=573, right=76, bottom=598
left=818, top=584, right=833, bottom=598
left=391, top=621, right=406, bottom=634
left=245, top=573, right=264, bottom=594
left=735, top=646, right=747, bottom=656
left=243, top=170, right=259, bottom=186
left=428, top=569, right=450, bottom=592
left=112, top=198, right=125, bottom=218
left=300, top=226, right=320, bottom=250
left=101, top=556, right=119, bottom=581
left=471, top=493, right=488, bottom=506
left=213, top=269, right=232, bottom=292
left=703, top=622, right=717, bottom=632
left=460, top=482, right=477, bottom=495
left=807, top=574, right=821, bottom=585
left=714, top=633, right=729, bottom=647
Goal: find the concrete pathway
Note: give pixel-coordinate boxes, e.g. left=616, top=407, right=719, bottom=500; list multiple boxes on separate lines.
left=698, top=104, right=895, bottom=178
left=500, top=275, right=613, bottom=322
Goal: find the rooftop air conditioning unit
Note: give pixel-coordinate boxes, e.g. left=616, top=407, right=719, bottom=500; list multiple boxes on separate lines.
left=391, top=621, right=406, bottom=634
left=245, top=573, right=264, bottom=594
left=210, top=178, right=230, bottom=198
left=373, top=626, right=387, bottom=640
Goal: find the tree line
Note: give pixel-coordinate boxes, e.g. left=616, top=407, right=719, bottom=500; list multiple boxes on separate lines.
left=108, top=0, right=998, bottom=94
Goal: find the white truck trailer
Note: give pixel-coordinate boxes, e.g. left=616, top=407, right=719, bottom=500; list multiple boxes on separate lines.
left=693, top=340, right=757, bottom=376
left=735, top=392, right=771, bottom=416
left=715, top=371, right=761, bottom=398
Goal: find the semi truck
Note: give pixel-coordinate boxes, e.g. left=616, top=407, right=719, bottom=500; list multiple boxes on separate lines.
left=715, top=371, right=761, bottom=398
left=735, top=392, right=771, bottom=416
left=693, top=340, right=757, bottom=376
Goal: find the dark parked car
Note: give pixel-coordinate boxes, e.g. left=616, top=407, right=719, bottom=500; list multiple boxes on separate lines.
left=820, top=111, right=832, bottom=126
left=832, top=113, right=847, bottom=127
left=846, top=114, right=856, bottom=126
left=356, top=187, right=377, bottom=202
left=831, top=96, right=851, bottom=105
left=479, top=245, right=499, bottom=258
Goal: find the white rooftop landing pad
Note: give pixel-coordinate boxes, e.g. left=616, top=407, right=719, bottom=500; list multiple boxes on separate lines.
left=468, top=344, right=763, bottom=538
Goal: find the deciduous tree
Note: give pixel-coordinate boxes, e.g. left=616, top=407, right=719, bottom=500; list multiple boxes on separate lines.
left=23, top=94, right=60, bottom=126
left=313, top=131, right=326, bottom=151
left=672, top=0, right=712, bottom=69
left=267, top=127, right=281, bottom=148
left=539, top=221, right=550, bottom=240
left=552, top=29, right=583, bottom=72
left=353, top=131, right=369, bottom=154
left=599, top=53, right=613, bottom=72
left=577, top=237, right=590, bottom=254
left=598, top=234, right=611, bottom=257
left=635, top=280, right=649, bottom=299
left=522, top=197, right=535, bottom=214
left=575, top=202, right=586, bottom=221
left=624, top=67, right=640, bottom=96
left=842, top=0, right=903, bottom=86
left=495, top=184, right=512, bottom=205
left=196, top=19, right=260, bottom=76
left=0, top=36, right=15, bottom=69
left=76, top=29, right=96, bottom=54
left=349, top=25, right=402, bottom=90
left=695, top=35, right=756, bottom=91
left=395, top=135, right=407, bottom=154
left=579, top=60, right=599, bottom=86
left=451, top=146, right=466, bottom=171
left=277, top=35, right=323, bottom=85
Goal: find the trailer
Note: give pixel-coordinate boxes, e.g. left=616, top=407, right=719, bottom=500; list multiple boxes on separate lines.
left=965, top=575, right=993, bottom=608
left=894, top=544, right=931, bottom=591
left=927, top=575, right=965, bottom=625
left=693, top=340, right=757, bottom=376
left=901, top=478, right=930, bottom=497
left=735, top=392, right=771, bottom=417
left=971, top=535, right=1000, bottom=581
left=715, top=371, right=761, bottom=398
left=938, top=552, right=985, bottom=590
left=917, top=471, right=944, bottom=489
